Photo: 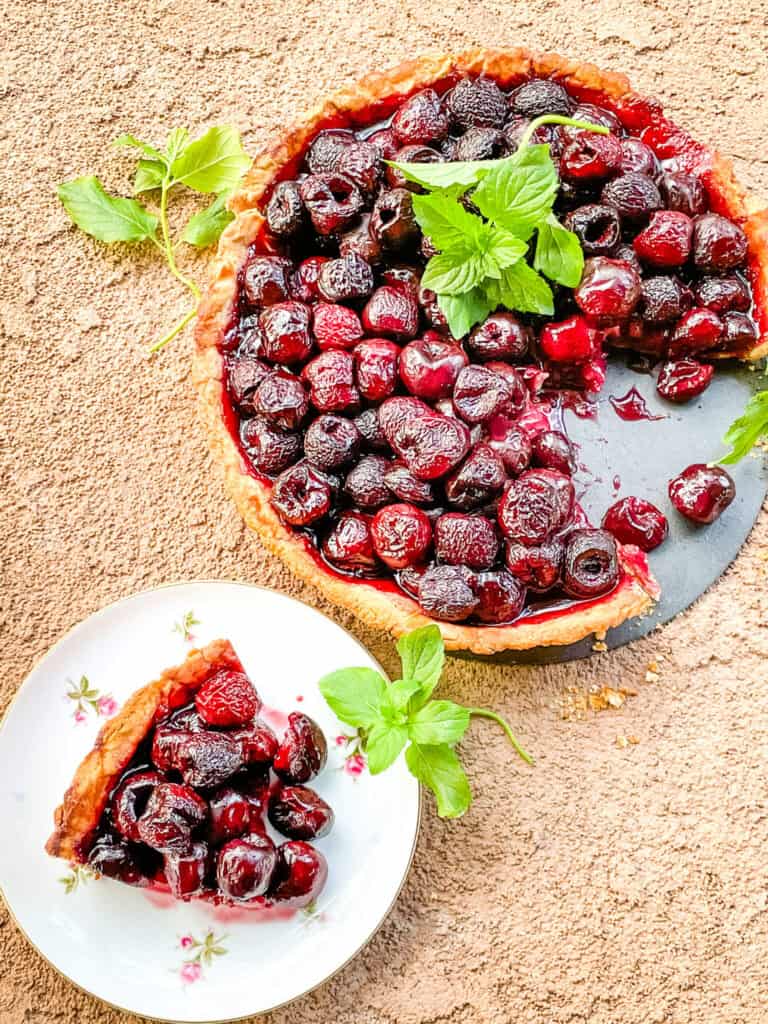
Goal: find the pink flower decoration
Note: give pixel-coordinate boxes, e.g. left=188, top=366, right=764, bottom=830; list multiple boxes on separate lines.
left=73, top=709, right=87, bottom=725
left=97, top=696, right=118, bottom=718
left=179, top=935, right=194, bottom=949
left=344, top=753, right=366, bottom=776
left=180, top=962, right=202, bottom=984
left=335, top=735, right=347, bottom=747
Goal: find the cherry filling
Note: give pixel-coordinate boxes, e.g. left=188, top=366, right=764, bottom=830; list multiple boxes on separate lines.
left=85, top=670, right=331, bottom=909
left=220, top=72, right=758, bottom=626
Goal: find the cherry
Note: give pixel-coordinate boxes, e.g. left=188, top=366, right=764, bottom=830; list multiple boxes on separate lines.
left=273, top=712, right=328, bottom=784
left=88, top=836, right=145, bottom=885
left=252, top=370, right=309, bottom=431
left=266, top=181, right=304, bottom=237
left=392, top=88, right=449, bottom=145
left=269, top=841, right=328, bottom=907
left=453, top=364, right=526, bottom=424
left=562, top=528, right=619, bottom=598
left=385, top=145, right=442, bottom=191
left=692, top=214, right=748, bottom=271
left=619, top=138, right=660, bottom=179
left=532, top=430, right=576, bottom=475
left=468, top=312, right=530, bottom=361
left=444, top=443, right=507, bottom=510
left=354, top=407, right=388, bottom=451
left=322, top=511, right=378, bottom=571
left=208, top=781, right=268, bottom=845
left=447, top=76, right=508, bottom=129
left=660, top=172, right=708, bottom=216
left=389, top=409, right=470, bottom=480
left=399, top=334, right=468, bottom=400
left=370, top=188, right=420, bottom=251
left=609, top=242, right=643, bottom=275
left=111, top=770, right=164, bottom=841
left=633, top=211, right=693, bottom=267
left=136, top=782, right=208, bottom=853
left=271, top=462, right=333, bottom=526
left=656, top=358, right=714, bottom=403
left=343, top=455, right=392, bottom=510
left=565, top=102, right=621, bottom=134
left=505, top=539, right=564, bottom=591
left=165, top=842, right=211, bottom=899
left=539, top=314, right=595, bottom=362
left=302, top=350, right=360, bottom=413
left=379, top=396, right=431, bottom=442
left=317, top=253, right=374, bottom=303
left=563, top=204, right=621, bottom=256
left=362, top=285, right=419, bottom=340
left=670, top=307, right=724, bottom=355
left=560, top=131, right=622, bottom=180
left=694, top=276, right=751, bottom=314
left=339, top=214, right=382, bottom=266
left=384, top=462, right=435, bottom=505
left=313, top=303, right=363, bottom=350
left=336, top=141, right=382, bottom=195
left=417, top=564, right=479, bottom=622
left=290, top=256, right=331, bottom=303
left=299, top=173, right=363, bottom=235
left=260, top=301, right=314, bottom=365
left=602, top=496, right=668, bottom=551
left=217, top=834, right=278, bottom=901
left=232, top=722, right=279, bottom=766
left=511, top=78, right=573, bottom=118
left=484, top=418, right=532, bottom=475
left=668, top=464, right=735, bottom=524
left=227, top=355, right=272, bottom=414
left=498, top=469, right=575, bottom=545
left=354, top=338, right=400, bottom=401
left=226, top=312, right=265, bottom=356
left=434, top=513, right=499, bottom=570
left=722, top=311, right=759, bottom=350
left=368, top=127, right=401, bottom=160
left=638, top=275, right=692, bottom=324
left=196, top=669, right=261, bottom=728
left=601, top=172, right=662, bottom=222
left=371, top=503, right=432, bottom=569
left=243, top=256, right=292, bottom=307
left=471, top=570, right=526, bottom=624
left=382, top=263, right=422, bottom=295
left=307, top=129, right=357, bottom=174
left=241, top=417, right=302, bottom=477
left=304, top=415, right=361, bottom=471
left=171, top=732, right=244, bottom=789
left=268, top=785, right=335, bottom=840
left=574, top=257, right=641, bottom=322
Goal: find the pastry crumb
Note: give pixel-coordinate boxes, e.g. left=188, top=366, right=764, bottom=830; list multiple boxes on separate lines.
left=615, top=734, right=640, bottom=749
left=592, top=640, right=608, bottom=652
left=559, top=684, right=638, bottom=720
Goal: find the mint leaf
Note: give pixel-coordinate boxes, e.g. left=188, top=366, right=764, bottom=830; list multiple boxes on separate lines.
left=405, top=743, right=471, bottom=818
left=367, top=722, right=408, bottom=774
left=317, top=667, right=387, bottom=729
left=114, top=134, right=164, bottom=161
left=170, top=125, right=250, bottom=194
left=408, top=701, right=471, bottom=746
left=164, top=127, right=191, bottom=165
left=134, top=159, right=166, bottom=194
left=397, top=625, right=444, bottom=698
left=534, top=214, right=584, bottom=287
left=438, top=288, right=495, bottom=340
left=385, top=157, right=505, bottom=191
left=421, top=252, right=488, bottom=295
left=182, top=192, right=234, bottom=247
left=58, top=177, right=158, bottom=243
left=486, top=226, right=528, bottom=271
left=383, top=678, right=422, bottom=714
left=411, top=191, right=488, bottom=251
left=489, top=261, right=554, bottom=316
left=720, top=389, right=768, bottom=464
left=473, top=149, right=558, bottom=240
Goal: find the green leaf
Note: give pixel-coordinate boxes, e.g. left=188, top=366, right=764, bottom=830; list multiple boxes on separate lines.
left=164, top=127, right=191, bottom=165
left=170, top=125, right=250, bottom=194
left=58, top=177, right=158, bottom=243
left=489, top=261, right=554, bottom=316
left=534, top=214, right=584, bottom=288
left=720, top=389, right=768, bottom=464
left=411, top=191, right=487, bottom=252
left=473, top=148, right=558, bottom=240
left=396, top=625, right=445, bottom=699
left=438, top=288, right=495, bottom=340
left=114, top=133, right=164, bottom=161
left=134, top=158, right=166, bottom=193
left=366, top=721, right=408, bottom=774
left=408, top=700, right=471, bottom=746
left=385, top=157, right=505, bottom=191
left=405, top=743, right=472, bottom=818
left=317, top=667, right=387, bottom=729
left=486, top=225, right=528, bottom=271
left=384, top=678, right=423, bottom=713
left=182, top=192, right=234, bottom=247
left=421, top=252, right=487, bottom=296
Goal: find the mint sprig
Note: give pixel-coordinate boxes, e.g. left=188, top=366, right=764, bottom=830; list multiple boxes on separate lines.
left=58, top=125, right=250, bottom=353
left=318, top=625, right=532, bottom=819
left=719, top=388, right=768, bottom=464
left=387, top=115, right=609, bottom=338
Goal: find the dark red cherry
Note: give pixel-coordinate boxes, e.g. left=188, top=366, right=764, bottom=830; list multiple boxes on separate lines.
left=136, top=782, right=208, bottom=854
left=260, top=302, right=314, bottom=365
left=392, top=88, right=449, bottom=145
left=453, top=365, right=526, bottom=424
left=271, top=462, right=333, bottom=526
left=313, top=303, right=363, bottom=351
left=385, top=145, right=442, bottom=191
left=231, top=722, right=279, bottom=766
left=601, top=172, right=662, bottom=222
left=511, top=78, right=573, bottom=118
left=208, top=782, right=268, bottom=846
left=172, top=733, right=243, bottom=789
left=304, top=415, right=361, bottom=471
left=668, top=464, right=735, bottom=524
left=532, top=431, right=576, bottom=475
left=638, top=275, right=692, bottom=324
left=484, top=418, right=532, bottom=475
left=574, top=257, right=641, bottom=322
left=290, top=256, right=331, bottom=303
left=633, top=211, right=693, bottom=267
left=266, top=181, right=304, bottom=237
left=468, top=313, right=531, bottom=361
left=539, top=315, right=595, bottom=362
left=362, top=285, right=420, bottom=340
left=669, top=307, right=724, bottom=355
left=268, top=840, right=328, bottom=908
left=368, top=127, right=399, bottom=160
left=196, top=669, right=260, bottom=727
left=448, top=76, right=508, bottom=128
left=354, top=408, right=388, bottom=451
left=322, top=511, right=378, bottom=571
left=562, top=528, right=619, bottom=598
left=371, top=503, right=432, bottom=569
left=164, top=842, right=211, bottom=900
left=563, top=204, right=621, bottom=257
left=722, top=311, right=759, bottom=350
left=656, top=358, right=714, bottom=403
left=88, top=836, right=145, bottom=886
left=354, top=338, right=400, bottom=402
left=241, top=417, right=302, bottom=476
left=111, top=770, right=164, bottom=842
left=602, top=496, right=668, bottom=551
left=317, top=253, right=374, bottom=303
left=417, top=564, right=479, bottom=622
left=434, top=513, right=499, bottom=570
left=268, top=785, right=335, bottom=840
left=389, top=410, right=470, bottom=480
left=273, top=712, right=328, bottom=784
left=242, top=256, right=292, bottom=307
left=505, top=539, right=564, bottom=592
left=471, top=570, right=526, bottom=624
left=694, top=276, right=751, bottom=314
left=660, top=172, right=708, bottom=216
left=384, top=462, right=435, bottom=505
left=217, top=834, right=278, bottom=901
left=399, top=334, right=468, bottom=401
left=227, top=354, right=271, bottom=414
left=370, top=188, right=420, bottom=251
left=299, top=173, right=363, bottom=235
left=692, top=214, right=748, bottom=271
left=252, top=370, right=308, bottom=432
left=560, top=131, right=622, bottom=180
left=619, top=138, right=660, bottom=179
left=306, top=129, right=357, bottom=174
left=343, top=455, right=392, bottom=510
left=444, top=443, right=507, bottom=510
left=302, top=350, right=360, bottom=413
left=498, top=469, right=575, bottom=545
left=339, top=213, right=383, bottom=266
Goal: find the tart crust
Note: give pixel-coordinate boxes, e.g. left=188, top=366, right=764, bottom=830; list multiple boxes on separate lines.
left=193, top=49, right=767, bottom=655
left=46, top=639, right=243, bottom=863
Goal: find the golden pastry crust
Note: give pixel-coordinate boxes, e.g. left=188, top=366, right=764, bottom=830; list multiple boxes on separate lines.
left=46, top=639, right=243, bottom=863
left=193, top=48, right=767, bottom=654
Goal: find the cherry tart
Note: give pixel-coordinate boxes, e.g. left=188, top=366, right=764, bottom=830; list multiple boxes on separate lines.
left=194, top=49, right=767, bottom=654
left=47, top=640, right=331, bottom=909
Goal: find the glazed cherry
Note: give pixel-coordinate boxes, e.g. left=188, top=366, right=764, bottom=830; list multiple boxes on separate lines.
left=343, top=455, right=392, bottom=510
left=399, top=335, right=468, bottom=400
left=656, top=358, right=714, bottom=403
left=241, top=417, right=301, bottom=476
left=505, top=539, right=564, bottom=591
left=233, top=722, right=279, bottom=766
left=268, top=785, right=335, bottom=840
left=370, top=188, right=420, bottom=251
left=112, top=770, right=164, bottom=841
left=560, top=131, right=622, bottom=180
left=574, top=257, right=641, bottom=322
left=567, top=101, right=621, bottom=134
left=417, top=565, right=479, bottom=622
left=694, top=276, right=750, bottom=313
left=304, top=415, right=361, bottom=471
left=601, top=172, right=662, bottom=221
left=384, top=462, right=435, bottom=505
left=371, top=503, right=432, bottom=569
left=252, top=370, right=308, bottom=431
left=354, top=339, right=400, bottom=401
left=385, top=145, right=442, bottom=190
left=692, top=214, right=748, bottom=271
left=670, top=307, right=724, bottom=355
left=290, top=256, right=330, bottom=303
left=322, top=511, right=378, bottom=571
left=169, top=732, right=243, bottom=789
left=434, top=513, right=498, bottom=570
left=382, top=263, right=422, bottom=295
left=243, top=256, right=292, bottom=307
left=639, top=275, right=692, bottom=324
left=444, top=443, right=507, bottom=510
left=447, top=76, right=508, bottom=129
left=722, top=311, right=759, bottom=349
left=485, top=418, right=532, bottom=475
left=633, top=211, right=693, bottom=267
left=389, top=409, right=470, bottom=480
left=563, top=204, right=621, bottom=257
left=302, top=350, right=360, bottom=413
left=353, top=407, right=388, bottom=451
left=307, top=129, right=357, bottom=173
left=454, top=126, right=507, bottom=161
left=660, top=172, right=708, bottom=216
left=539, top=314, right=594, bottom=362
left=273, top=712, right=328, bottom=784
left=339, top=213, right=382, bottom=265
left=668, top=464, right=735, bottom=524
left=498, top=469, right=575, bottom=545
left=271, top=462, right=333, bottom=526
left=227, top=355, right=271, bottom=413
left=266, top=181, right=304, bottom=237
left=208, top=781, right=268, bottom=845
left=619, top=138, right=660, bottom=179
left=260, top=302, right=314, bottom=365
left=136, top=782, right=208, bottom=853
left=336, top=141, right=382, bottom=195
left=453, top=365, right=526, bottom=423
left=511, top=78, right=572, bottom=117
left=196, top=669, right=260, bottom=728
left=562, top=529, right=619, bottom=598
left=602, top=496, right=668, bottom=551
left=88, top=836, right=145, bottom=885
left=471, top=570, right=526, bottom=624
left=532, top=430, right=576, bottom=475
left=379, top=396, right=431, bottom=440
left=362, top=285, right=419, bottom=339
left=165, top=842, right=211, bottom=899
left=392, top=88, right=449, bottom=145
left=217, top=834, right=278, bottom=901
left=317, top=253, right=374, bottom=303
left=299, top=173, right=363, bottom=235
left=468, top=313, right=530, bottom=361
left=313, top=303, right=363, bottom=350
left=368, top=127, right=399, bottom=159
left=268, top=841, right=328, bottom=907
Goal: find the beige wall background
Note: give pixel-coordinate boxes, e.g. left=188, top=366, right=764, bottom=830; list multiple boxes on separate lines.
left=1, top=1, right=767, bottom=1021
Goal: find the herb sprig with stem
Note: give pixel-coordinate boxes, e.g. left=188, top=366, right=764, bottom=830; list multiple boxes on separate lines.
left=319, top=625, right=532, bottom=818
left=719, top=384, right=768, bottom=464
left=58, top=126, right=250, bottom=353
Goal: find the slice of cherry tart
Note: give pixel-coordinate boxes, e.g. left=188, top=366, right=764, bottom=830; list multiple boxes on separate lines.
left=47, top=640, right=332, bottom=908
left=194, top=49, right=767, bottom=655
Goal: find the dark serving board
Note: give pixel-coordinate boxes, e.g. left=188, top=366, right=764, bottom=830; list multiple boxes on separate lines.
left=455, top=355, right=768, bottom=666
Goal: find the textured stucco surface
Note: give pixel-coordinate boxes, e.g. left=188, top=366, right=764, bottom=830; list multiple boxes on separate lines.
left=1, top=1, right=768, bottom=1021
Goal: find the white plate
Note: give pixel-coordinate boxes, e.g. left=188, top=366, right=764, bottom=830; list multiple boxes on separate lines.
left=0, top=581, right=420, bottom=1022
